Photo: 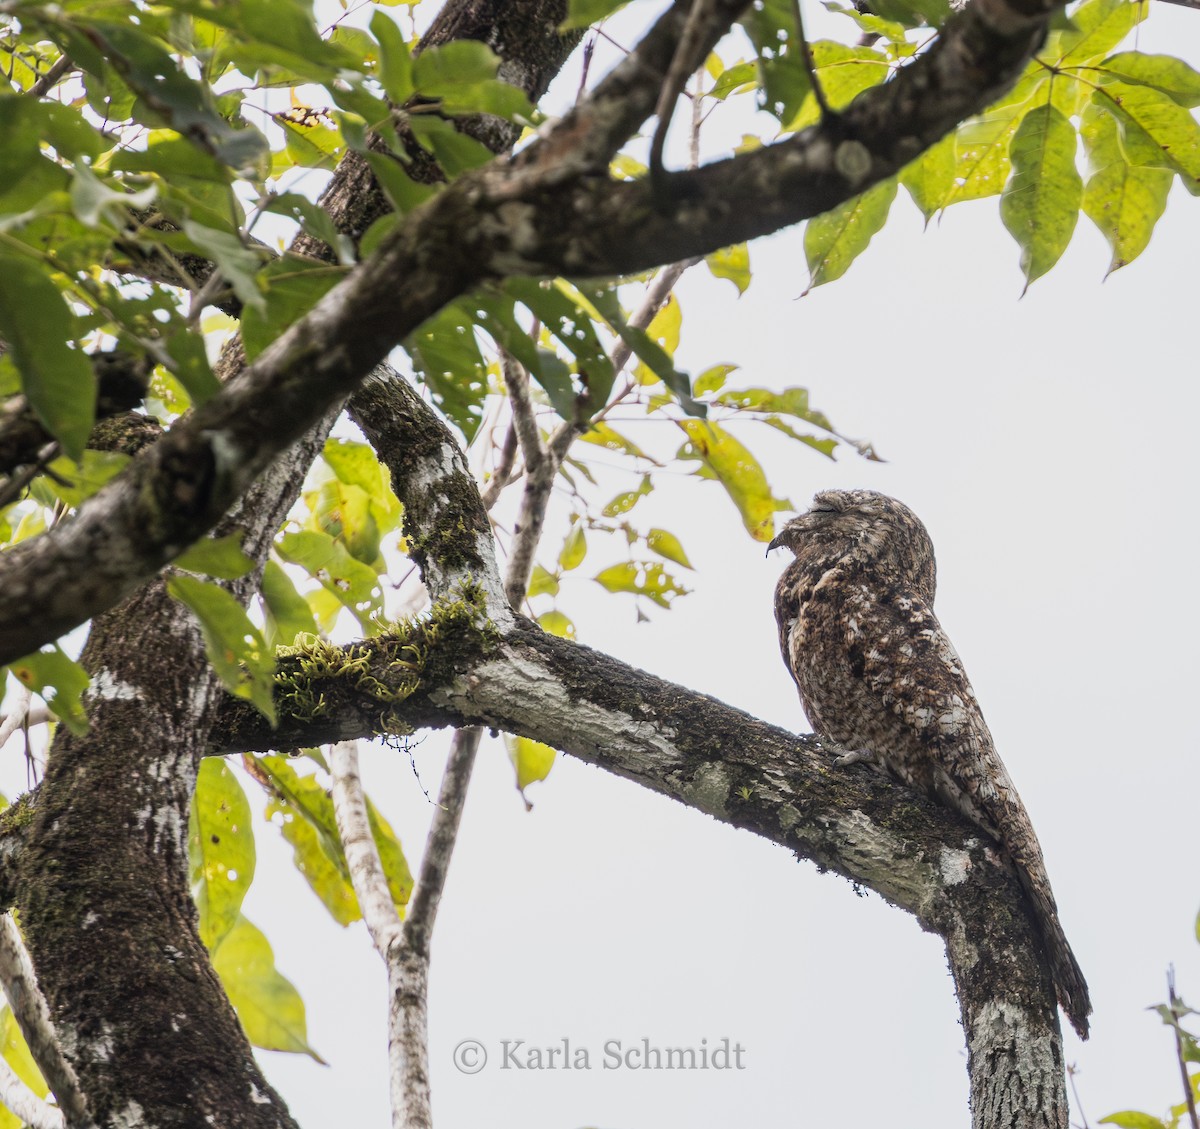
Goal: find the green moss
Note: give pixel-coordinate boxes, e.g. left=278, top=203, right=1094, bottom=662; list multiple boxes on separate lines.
left=272, top=582, right=498, bottom=734
left=0, top=793, right=35, bottom=836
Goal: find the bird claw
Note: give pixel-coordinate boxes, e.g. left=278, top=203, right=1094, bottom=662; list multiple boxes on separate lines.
left=833, top=747, right=875, bottom=768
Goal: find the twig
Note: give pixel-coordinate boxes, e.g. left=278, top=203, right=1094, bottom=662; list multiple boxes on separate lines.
left=26, top=54, right=73, bottom=100
left=330, top=730, right=481, bottom=1129
left=0, top=688, right=33, bottom=749
left=500, top=351, right=545, bottom=470
left=0, top=1057, right=63, bottom=1129
left=0, top=916, right=91, bottom=1126
left=477, top=424, right=518, bottom=511
left=649, top=0, right=712, bottom=200
left=789, top=0, right=832, bottom=118
left=402, top=728, right=480, bottom=959
left=1168, top=968, right=1200, bottom=1129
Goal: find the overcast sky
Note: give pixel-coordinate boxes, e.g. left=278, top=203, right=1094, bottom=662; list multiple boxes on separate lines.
left=6, top=2, right=1200, bottom=1127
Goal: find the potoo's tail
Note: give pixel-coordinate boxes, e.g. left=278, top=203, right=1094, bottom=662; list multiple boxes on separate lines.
left=1021, top=874, right=1091, bottom=1039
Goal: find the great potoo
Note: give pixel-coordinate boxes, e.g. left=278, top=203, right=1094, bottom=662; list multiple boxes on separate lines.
left=769, top=488, right=1090, bottom=1039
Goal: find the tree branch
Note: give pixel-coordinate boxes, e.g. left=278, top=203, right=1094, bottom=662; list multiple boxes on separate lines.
left=0, top=0, right=1058, bottom=662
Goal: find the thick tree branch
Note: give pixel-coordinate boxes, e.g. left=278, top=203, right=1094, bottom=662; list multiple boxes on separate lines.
left=0, top=0, right=1059, bottom=663
left=5, top=6, right=583, bottom=1128
left=212, top=613, right=1070, bottom=1129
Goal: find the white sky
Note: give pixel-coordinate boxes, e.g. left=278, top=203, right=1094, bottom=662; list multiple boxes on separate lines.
left=249, top=5, right=1200, bottom=1124
left=6, top=2, right=1200, bottom=1126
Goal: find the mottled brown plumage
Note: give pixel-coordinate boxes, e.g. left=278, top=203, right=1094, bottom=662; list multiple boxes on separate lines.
left=769, top=489, right=1090, bottom=1038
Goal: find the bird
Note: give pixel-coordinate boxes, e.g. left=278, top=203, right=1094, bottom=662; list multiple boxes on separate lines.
left=768, top=488, right=1091, bottom=1039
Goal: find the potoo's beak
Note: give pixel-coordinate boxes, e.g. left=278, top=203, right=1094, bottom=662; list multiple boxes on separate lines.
left=766, top=531, right=785, bottom=556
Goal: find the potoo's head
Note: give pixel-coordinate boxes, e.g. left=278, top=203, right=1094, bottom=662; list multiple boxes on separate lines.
left=767, top=489, right=937, bottom=600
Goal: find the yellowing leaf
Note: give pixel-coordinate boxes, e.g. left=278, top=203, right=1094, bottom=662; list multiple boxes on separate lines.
left=537, top=610, right=576, bottom=639
left=676, top=420, right=784, bottom=541
left=900, top=133, right=955, bottom=220
left=1081, top=102, right=1171, bottom=273
left=504, top=733, right=557, bottom=806
left=527, top=564, right=560, bottom=599
left=705, top=244, right=751, bottom=294
left=211, top=914, right=325, bottom=1062
left=1101, top=81, right=1200, bottom=184
left=190, top=759, right=256, bottom=951
left=558, top=521, right=587, bottom=571
left=646, top=529, right=694, bottom=570
left=593, top=561, right=689, bottom=608
left=1000, top=103, right=1082, bottom=289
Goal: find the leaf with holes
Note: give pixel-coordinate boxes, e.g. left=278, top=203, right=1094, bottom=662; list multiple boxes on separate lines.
left=190, top=759, right=256, bottom=951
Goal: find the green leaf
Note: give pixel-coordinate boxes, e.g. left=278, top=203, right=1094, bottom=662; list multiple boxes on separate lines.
left=646, top=528, right=694, bottom=570
left=261, top=558, right=319, bottom=647
left=6, top=645, right=90, bottom=735
left=507, top=279, right=616, bottom=414
left=0, top=253, right=96, bottom=461
left=561, top=0, right=627, bottom=30
left=1099, top=81, right=1200, bottom=186
left=1056, top=0, right=1146, bottom=65
left=176, top=533, right=255, bottom=580
left=948, top=83, right=1042, bottom=204
left=29, top=450, right=129, bottom=510
left=999, top=103, right=1083, bottom=289
left=504, top=733, right=557, bottom=803
left=167, top=575, right=276, bottom=723
left=275, top=529, right=383, bottom=631
left=705, top=244, right=751, bottom=294
left=407, top=301, right=488, bottom=441
left=190, top=759, right=256, bottom=951
left=1081, top=101, right=1171, bottom=273
left=182, top=220, right=269, bottom=315
left=676, top=420, right=785, bottom=541
left=262, top=193, right=353, bottom=263
left=900, top=133, right=956, bottom=220
left=1100, top=52, right=1200, bottom=108
left=804, top=177, right=898, bottom=291
left=211, top=914, right=324, bottom=1061
left=716, top=385, right=833, bottom=429
left=593, top=561, right=689, bottom=608
left=84, top=20, right=268, bottom=170
left=69, top=164, right=158, bottom=228
left=370, top=11, right=414, bottom=104
left=707, top=61, right=758, bottom=102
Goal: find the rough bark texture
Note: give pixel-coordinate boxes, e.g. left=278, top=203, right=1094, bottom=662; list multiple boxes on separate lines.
left=4, top=3, right=579, bottom=1126
left=0, top=0, right=1064, bottom=662
left=0, top=1, right=1086, bottom=1126
left=208, top=614, right=1070, bottom=1128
